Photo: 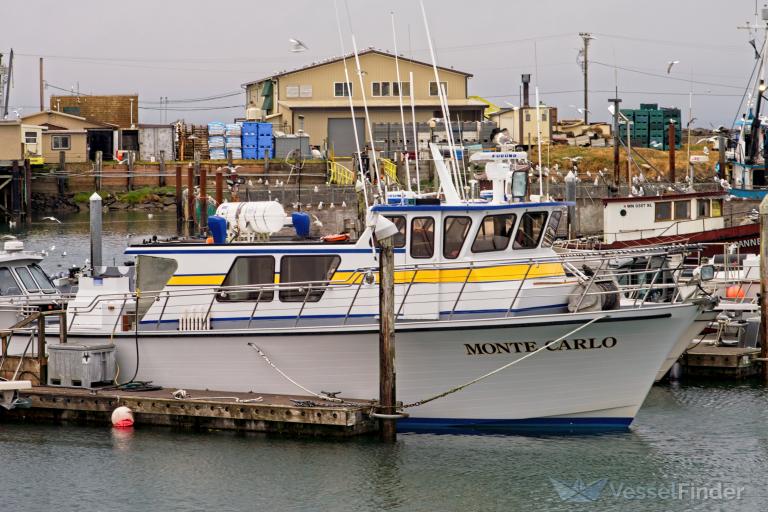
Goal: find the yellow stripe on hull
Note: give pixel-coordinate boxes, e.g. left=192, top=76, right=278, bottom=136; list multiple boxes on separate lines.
left=166, top=263, right=565, bottom=287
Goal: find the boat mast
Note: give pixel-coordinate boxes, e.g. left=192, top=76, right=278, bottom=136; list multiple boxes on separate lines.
left=391, top=12, right=411, bottom=192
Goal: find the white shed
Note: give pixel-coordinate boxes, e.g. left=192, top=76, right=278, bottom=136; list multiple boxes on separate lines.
left=138, top=124, right=175, bottom=161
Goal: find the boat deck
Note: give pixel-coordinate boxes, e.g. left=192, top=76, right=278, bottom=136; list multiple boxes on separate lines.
left=2, top=385, right=378, bottom=437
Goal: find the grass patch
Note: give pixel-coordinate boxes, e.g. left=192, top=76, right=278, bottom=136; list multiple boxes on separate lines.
left=73, top=186, right=176, bottom=204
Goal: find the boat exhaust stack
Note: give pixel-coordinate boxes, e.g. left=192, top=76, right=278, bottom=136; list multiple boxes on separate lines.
left=90, top=192, right=102, bottom=271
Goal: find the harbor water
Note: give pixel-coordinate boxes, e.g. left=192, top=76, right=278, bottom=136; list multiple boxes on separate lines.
left=2, top=213, right=768, bottom=511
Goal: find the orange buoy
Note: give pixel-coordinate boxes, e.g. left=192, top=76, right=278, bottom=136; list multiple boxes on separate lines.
left=205, top=236, right=214, bottom=244
left=725, top=285, right=746, bottom=299
left=321, top=233, right=350, bottom=243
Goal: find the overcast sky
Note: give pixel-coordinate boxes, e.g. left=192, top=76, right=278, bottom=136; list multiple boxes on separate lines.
left=2, top=0, right=764, bottom=128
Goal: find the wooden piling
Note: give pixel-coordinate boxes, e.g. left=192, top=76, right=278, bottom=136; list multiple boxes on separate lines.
left=37, top=315, right=47, bottom=385
left=200, top=167, right=208, bottom=234
left=215, top=169, right=223, bottom=206
left=11, top=160, right=20, bottom=217
left=95, top=151, right=103, bottom=190
left=24, top=159, right=32, bottom=222
left=227, top=149, right=233, bottom=168
left=159, top=150, right=166, bottom=187
left=127, top=151, right=134, bottom=191
left=668, top=120, right=676, bottom=182
left=718, top=132, right=726, bottom=181
left=175, top=165, right=183, bottom=235
left=187, top=165, right=195, bottom=236
left=761, top=194, right=768, bottom=382
left=378, top=236, right=397, bottom=442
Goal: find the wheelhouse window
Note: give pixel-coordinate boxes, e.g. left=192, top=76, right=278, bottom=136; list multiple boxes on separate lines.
left=541, top=210, right=562, bottom=248
left=711, top=199, right=723, bottom=217
left=513, top=212, right=548, bottom=249
left=218, top=256, right=275, bottom=302
left=429, top=81, right=447, bottom=96
left=52, top=135, right=71, bottom=150
left=28, top=264, right=56, bottom=293
left=674, top=200, right=690, bottom=220
left=443, top=216, right=472, bottom=259
left=410, top=217, right=435, bottom=259
left=334, top=82, right=353, bottom=97
left=654, top=202, right=672, bottom=222
left=0, top=268, right=21, bottom=296
left=697, top=199, right=710, bottom=218
left=472, top=214, right=516, bottom=253
left=15, top=266, right=39, bottom=292
left=384, top=216, right=406, bottom=248
left=279, top=255, right=341, bottom=302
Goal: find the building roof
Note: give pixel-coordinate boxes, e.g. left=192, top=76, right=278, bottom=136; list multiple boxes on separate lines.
left=489, top=105, right=555, bottom=117
left=242, top=48, right=473, bottom=87
left=276, top=98, right=487, bottom=109
left=21, top=110, right=118, bottom=128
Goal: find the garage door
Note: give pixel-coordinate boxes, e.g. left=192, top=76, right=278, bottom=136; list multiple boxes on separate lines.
left=327, top=118, right=366, bottom=156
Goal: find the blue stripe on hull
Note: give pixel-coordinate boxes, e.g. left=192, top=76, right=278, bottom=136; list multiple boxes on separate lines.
left=398, top=416, right=633, bottom=434
left=729, top=188, right=768, bottom=200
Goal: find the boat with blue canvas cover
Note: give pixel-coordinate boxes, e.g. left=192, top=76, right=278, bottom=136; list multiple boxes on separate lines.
left=51, top=146, right=710, bottom=433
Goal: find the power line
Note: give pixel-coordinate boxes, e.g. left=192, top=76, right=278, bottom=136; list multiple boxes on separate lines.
left=590, top=61, right=744, bottom=89
left=137, top=104, right=242, bottom=111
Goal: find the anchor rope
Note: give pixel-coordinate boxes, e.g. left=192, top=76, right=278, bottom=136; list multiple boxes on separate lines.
left=401, top=315, right=608, bottom=409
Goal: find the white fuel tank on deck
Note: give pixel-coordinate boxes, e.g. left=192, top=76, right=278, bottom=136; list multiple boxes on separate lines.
left=216, top=201, right=287, bottom=237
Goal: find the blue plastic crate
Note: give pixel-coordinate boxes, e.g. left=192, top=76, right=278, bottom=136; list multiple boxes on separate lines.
left=243, top=148, right=259, bottom=159
left=242, top=134, right=259, bottom=145
left=257, top=123, right=273, bottom=137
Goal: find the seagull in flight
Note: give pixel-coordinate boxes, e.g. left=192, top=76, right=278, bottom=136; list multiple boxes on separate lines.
left=42, top=216, right=62, bottom=224
left=666, top=60, right=680, bottom=74
left=289, top=38, right=309, bottom=53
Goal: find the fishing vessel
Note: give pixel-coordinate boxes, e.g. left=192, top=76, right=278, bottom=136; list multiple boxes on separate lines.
left=48, top=148, right=712, bottom=432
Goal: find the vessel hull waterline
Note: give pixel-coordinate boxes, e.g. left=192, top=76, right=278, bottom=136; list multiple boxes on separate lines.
left=62, top=303, right=700, bottom=431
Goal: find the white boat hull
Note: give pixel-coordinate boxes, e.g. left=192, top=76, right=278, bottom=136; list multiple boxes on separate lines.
left=60, top=303, right=700, bottom=431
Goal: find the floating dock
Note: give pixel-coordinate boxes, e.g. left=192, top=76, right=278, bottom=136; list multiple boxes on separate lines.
left=681, top=345, right=762, bottom=379
left=2, top=386, right=378, bottom=437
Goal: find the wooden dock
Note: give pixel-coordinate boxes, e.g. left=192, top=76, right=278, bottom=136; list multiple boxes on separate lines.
left=681, top=345, right=762, bottom=379
left=2, top=386, right=378, bottom=437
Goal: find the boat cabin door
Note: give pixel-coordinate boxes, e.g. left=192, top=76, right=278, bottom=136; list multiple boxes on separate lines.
left=397, top=214, right=440, bottom=320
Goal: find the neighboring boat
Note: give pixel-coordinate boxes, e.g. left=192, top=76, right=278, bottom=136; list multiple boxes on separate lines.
left=55, top=148, right=710, bottom=433
left=565, top=191, right=759, bottom=256
left=0, top=238, right=65, bottom=331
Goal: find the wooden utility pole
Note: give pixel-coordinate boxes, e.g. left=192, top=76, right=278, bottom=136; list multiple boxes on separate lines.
left=668, top=120, right=676, bottom=182
left=761, top=194, right=768, bottom=382
left=378, top=236, right=397, bottom=442
left=159, top=150, right=166, bottom=187
left=39, top=58, right=44, bottom=112
left=579, top=33, right=593, bottom=125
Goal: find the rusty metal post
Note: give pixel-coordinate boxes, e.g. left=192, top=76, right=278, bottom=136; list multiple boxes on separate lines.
left=668, top=120, right=676, bottom=183
left=187, top=164, right=195, bottom=236
left=718, top=132, right=726, bottom=181
left=378, top=236, right=397, bottom=442
left=175, top=165, right=183, bottom=235
left=761, top=194, right=768, bottom=382
left=215, top=169, right=223, bottom=206
left=37, top=314, right=47, bottom=385
left=200, top=167, right=208, bottom=234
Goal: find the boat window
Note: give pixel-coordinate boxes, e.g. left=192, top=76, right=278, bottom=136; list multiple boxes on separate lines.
left=218, top=256, right=275, bottom=302
left=697, top=199, right=710, bottom=218
left=410, top=217, right=435, bottom=259
left=655, top=202, right=672, bottom=222
left=279, top=255, right=341, bottom=302
left=471, top=214, right=516, bottom=253
left=0, top=267, right=22, bottom=296
left=443, top=216, right=472, bottom=259
left=711, top=199, right=723, bottom=217
left=29, top=264, right=57, bottom=293
left=384, top=216, right=406, bottom=248
left=513, top=212, right=548, bottom=249
left=15, top=266, right=39, bottom=292
left=541, top=211, right=563, bottom=248
left=674, top=200, right=690, bottom=220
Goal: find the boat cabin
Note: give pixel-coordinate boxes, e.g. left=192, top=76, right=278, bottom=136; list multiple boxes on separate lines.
left=602, top=191, right=726, bottom=244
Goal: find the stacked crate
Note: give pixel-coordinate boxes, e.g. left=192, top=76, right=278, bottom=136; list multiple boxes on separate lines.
left=208, top=122, right=226, bottom=160
left=225, top=123, right=242, bottom=160
left=618, top=105, right=682, bottom=149
left=242, top=122, right=274, bottom=159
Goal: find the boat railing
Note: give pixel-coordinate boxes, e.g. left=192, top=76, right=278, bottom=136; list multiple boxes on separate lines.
left=65, top=244, right=705, bottom=331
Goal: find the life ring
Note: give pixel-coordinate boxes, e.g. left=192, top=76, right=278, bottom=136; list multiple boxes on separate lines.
left=321, top=233, right=350, bottom=243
